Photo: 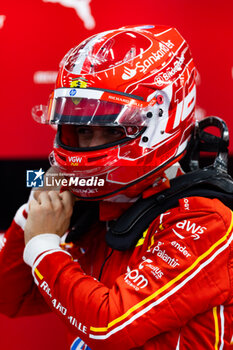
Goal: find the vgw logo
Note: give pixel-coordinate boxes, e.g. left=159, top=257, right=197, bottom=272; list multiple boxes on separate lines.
left=26, top=168, right=45, bottom=188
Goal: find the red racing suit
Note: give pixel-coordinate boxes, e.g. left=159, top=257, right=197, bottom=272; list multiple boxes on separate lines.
left=0, top=196, right=233, bottom=349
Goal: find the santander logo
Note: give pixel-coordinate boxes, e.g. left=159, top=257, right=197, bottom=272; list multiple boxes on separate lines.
left=122, top=40, right=175, bottom=80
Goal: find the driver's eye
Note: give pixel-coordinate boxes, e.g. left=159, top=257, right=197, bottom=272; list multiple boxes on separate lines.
left=106, top=128, right=125, bottom=137
left=76, top=127, right=93, bottom=135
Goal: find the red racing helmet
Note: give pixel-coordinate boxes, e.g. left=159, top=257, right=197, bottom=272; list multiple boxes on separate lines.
left=33, top=25, right=197, bottom=200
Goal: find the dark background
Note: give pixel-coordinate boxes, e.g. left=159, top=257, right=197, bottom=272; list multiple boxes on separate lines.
left=1, top=156, right=232, bottom=231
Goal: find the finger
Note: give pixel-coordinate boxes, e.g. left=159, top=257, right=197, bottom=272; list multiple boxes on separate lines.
left=38, top=191, right=52, bottom=208
left=59, top=190, right=74, bottom=204
left=44, top=167, right=64, bottom=191
left=33, top=189, right=43, bottom=201
left=48, top=191, right=63, bottom=211
left=28, top=198, right=38, bottom=210
left=59, top=191, right=74, bottom=215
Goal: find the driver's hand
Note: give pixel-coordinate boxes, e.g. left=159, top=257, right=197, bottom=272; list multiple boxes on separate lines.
left=24, top=190, right=74, bottom=245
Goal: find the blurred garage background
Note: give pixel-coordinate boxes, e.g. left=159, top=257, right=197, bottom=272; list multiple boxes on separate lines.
left=0, top=0, right=232, bottom=348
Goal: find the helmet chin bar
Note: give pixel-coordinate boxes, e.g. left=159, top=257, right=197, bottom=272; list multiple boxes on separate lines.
left=183, top=116, right=229, bottom=173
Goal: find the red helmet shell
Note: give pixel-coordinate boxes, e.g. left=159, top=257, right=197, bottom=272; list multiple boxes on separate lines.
left=49, top=25, right=196, bottom=199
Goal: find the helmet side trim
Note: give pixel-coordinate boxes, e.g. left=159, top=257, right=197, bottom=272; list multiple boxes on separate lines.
left=68, top=152, right=184, bottom=200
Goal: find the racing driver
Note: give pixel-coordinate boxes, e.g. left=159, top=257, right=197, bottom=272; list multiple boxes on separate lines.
left=1, top=25, right=233, bottom=350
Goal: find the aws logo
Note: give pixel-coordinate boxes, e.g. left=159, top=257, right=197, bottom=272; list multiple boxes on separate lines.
left=172, top=220, right=207, bottom=240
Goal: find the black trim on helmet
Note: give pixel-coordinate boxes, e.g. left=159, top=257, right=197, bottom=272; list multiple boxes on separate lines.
left=85, top=87, right=144, bottom=101
left=53, top=112, right=120, bottom=124
left=55, top=86, right=144, bottom=101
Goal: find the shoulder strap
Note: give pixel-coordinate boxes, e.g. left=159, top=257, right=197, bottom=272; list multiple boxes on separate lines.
left=106, top=167, right=233, bottom=250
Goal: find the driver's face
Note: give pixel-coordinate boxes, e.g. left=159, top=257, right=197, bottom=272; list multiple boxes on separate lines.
left=60, top=125, right=126, bottom=148
left=77, top=126, right=126, bottom=147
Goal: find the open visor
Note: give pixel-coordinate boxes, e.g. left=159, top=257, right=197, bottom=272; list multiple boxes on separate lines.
left=32, top=88, right=151, bottom=127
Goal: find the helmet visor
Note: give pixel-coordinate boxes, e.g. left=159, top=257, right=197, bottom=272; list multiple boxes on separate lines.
left=32, top=88, right=150, bottom=127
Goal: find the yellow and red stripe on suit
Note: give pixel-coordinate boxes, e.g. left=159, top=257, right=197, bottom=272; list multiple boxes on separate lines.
left=1, top=197, right=233, bottom=349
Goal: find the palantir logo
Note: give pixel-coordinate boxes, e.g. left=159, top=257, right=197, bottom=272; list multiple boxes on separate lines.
left=26, top=168, right=45, bottom=188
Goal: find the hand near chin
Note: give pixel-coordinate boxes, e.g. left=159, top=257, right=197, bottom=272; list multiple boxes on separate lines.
left=32, top=166, right=65, bottom=201
left=24, top=190, right=74, bottom=245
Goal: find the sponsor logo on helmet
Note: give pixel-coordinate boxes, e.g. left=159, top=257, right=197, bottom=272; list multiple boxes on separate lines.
left=70, top=89, right=77, bottom=96
left=154, top=47, right=188, bottom=86
left=107, top=94, right=145, bottom=107
left=70, top=78, right=88, bottom=88
left=122, top=66, right=137, bottom=80
left=122, top=40, right=175, bottom=80
left=68, top=156, right=82, bottom=163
